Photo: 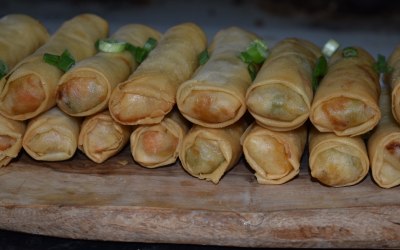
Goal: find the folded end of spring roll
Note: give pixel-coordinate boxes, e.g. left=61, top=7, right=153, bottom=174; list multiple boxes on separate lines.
left=387, top=48, right=400, bottom=124
left=130, top=111, right=189, bottom=168
left=309, top=128, right=369, bottom=187
left=241, top=123, right=307, bottom=184
left=78, top=111, right=131, bottom=163
left=0, top=115, right=26, bottom=167
left=22, top=108, right=80, bottom=161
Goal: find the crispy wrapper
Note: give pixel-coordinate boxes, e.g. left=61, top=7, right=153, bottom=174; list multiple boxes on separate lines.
left=246, top=38, right=320, bottom=131
left=310, top=47, right=380, bottom=137
left=0, top=14, right=108, bottom=120
left=308, top=127, right=369, bottom=187
left=177, top=27, right=257, bottom=128
left=109, top=23, right=207, bottom=125
left=368, top=88, right=400, bottom=188
left=0, top=114, right=26, bottom=167
left=22, top=107, right=81, bottom=161
left=57, top=24, right=161, bottom=116
left=387, top=44, right=400, bottom=123
left=130, top=109, right=190, bottom=168
left=179, top=119, right=247, bottom=184
left=241, top=123, right=307, bottom=184
left=78, top=110, right=131, bottom=163
left=0, top=14, right=49, bottom=72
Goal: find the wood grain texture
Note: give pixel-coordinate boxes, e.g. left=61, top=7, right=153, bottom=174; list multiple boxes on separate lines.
left=0, top=148, right=399, bottom=248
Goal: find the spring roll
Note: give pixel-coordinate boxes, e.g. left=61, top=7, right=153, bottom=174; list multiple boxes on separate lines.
left=246, top=38, right=321, bottom=131
left=130, top=109, right=190, bottom=168
left=368, top=88, right=400, bottom=188
left=22, top=107, right=81, bottom=161
left=0, top=14, right=49, bottom=75
left=109, top=23, right=207, bottom=125
left=57, top=24, right=161, bottom=116
left=179, top=119, right=247, bottom=184
left=241, top=123, right=306, bottom=184
left=310, top=47, right=380, bottom=137
left=308, top=127, right=369, bottom=187
left=176, top=27, right=257, bottom=128
left=0, top=114, right=26, bottom=167
left=78, top=111, right=131, bottom=163
left=0, top=14, right=108, bottom=121
left=387, top=45, right=400, bottom=123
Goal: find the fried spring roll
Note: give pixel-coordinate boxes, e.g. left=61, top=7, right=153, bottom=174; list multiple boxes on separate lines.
left=0, top=14, right=108, bottom=121
left=179, top=119, right=247, bottom=184
left=57, top=24, right=161, bottom=116
left=130, top=110, right=190, bottom=168
left=246, top=38, right=321, bottom=131
left=109, top=23, right=207, bottom=125
left=310, top=47, right=380, bottom=137
left=78, top=111, right=131, bottom=163
left=0, top=114, right=26, bottom=167
left=177, top=27, right=257, bottom=128
left=387, top=45, right=400, bottom=123
left=0, top=14, right=49, bottom=74
left=308, top=128, right=369, bottom=187
left=368, top=88, right=400, bottom=188
left=22, top=107, right=81, bottom=161
left=241, top=123, right=307, bottom=184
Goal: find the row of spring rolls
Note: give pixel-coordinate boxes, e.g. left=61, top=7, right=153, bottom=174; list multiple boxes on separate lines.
left=0, top=14, right=399, bottom=188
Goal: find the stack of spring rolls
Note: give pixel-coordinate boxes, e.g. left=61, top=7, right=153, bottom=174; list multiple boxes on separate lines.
left=0, top=13, right=399, bottom=189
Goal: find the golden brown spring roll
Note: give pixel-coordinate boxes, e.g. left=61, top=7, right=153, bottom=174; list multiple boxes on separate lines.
left=0, top=14, right=108, bottom=121
left=387, top=45, right=400, bottom=123
left=179, top=119, right=247, bottom=184
left=241, top=123, right=307, bottom=184
left=109, top=23, right=207, bottom=125
left=0, top=14, right=49, bottom=74
left=22, top=107, right=81, bottom=161
left=57, top=24, right=161, bottom=117
left=0, top=114, right=26, bottom=167
left=130, top=109, right=190, bottom=168
left=246, top=38, right=321, bottom=131
left=176, top=27, right=257, bottom=128
left=78, top=110, right=131, bottom=163
left=309, top=127, right=369, bottom=187
left=368, top=88, right=400, bottom=188
left=310, top=47, right=380, bottom=137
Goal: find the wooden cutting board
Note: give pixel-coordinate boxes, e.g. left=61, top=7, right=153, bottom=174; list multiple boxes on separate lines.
left=0, top=148, right=399, bottom=248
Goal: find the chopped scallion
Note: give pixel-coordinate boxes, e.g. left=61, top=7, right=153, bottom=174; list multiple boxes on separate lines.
left=143, top=37, right=158, bottom=52
left=322, top=39, right=340, bottom=57
left=312, top=56, right=328, bottom=92
left=248, top=63, right=258, bottom=81
left=96, top=39, right=127, bottom=53
left=43, top=49, right=76, bottom=72
left=239, top=39, right=269, bottom=80
left=0, top=60, right=9, bottom=80
left=342, top=47, right=358, bottom=58
left=134, top=47, right=148, bottom=64
left=374, top=54, right=393, bottom=74
left=198, top=49, right=209, bottom=65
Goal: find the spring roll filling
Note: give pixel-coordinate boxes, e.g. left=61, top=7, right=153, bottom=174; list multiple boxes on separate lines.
left=58, top=77, right=107, bottom=114
left=246, top=135, right=292, bottom=177
left=86, top=120, right=124, bottom=155
left=180, top=90, right=241, bottom=123
left=138, top=129, right=178, bottom=162
left=185, top=138, right=226, bottom=175
left=0, top=135, right=16, bottom=151
left=318, top=96, right=376, bottom=131
left=247, top=84, right=307, bottom=122
left=2, top=75, right=45, bottom=115
left=312, top=146, right=363, bottom=186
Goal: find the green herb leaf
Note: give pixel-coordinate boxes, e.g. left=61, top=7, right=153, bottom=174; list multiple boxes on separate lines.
left=239, top=39, right=269, bottom=80
left=312, top=56, right=328, bottom=92
left=198, top=49, right=209, bottom=65
left=342, top=47, right=358, bottom=58
left=43, top=49, right=75, bottom=72
left=322, top=39, right=340, bottom=58
left=373, top=54, right=393, bottom=74
left=0, top=60, right=8, bottom=80
left=97, top=39, right=127, bottom=53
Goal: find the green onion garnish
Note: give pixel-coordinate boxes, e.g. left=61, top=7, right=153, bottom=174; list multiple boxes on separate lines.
left=374, top=54, right=393, bottom=74
left=125, top=37, right=158, bottom=64
left=0, top=60, right=9, bottom=80
left=133, top=47, right=148, bottom=64
left=96, top=39, right=127, bottom=53
left=43, top=49, right=76, bottom=72
left=342, top=47, right=358, bottom=58
left=198, top=49, right=209, bottom=65
left=248, top=63, right=258, bottom=81
left=312, top=56, right=328, bottom=92
left=143, top=37, right=158, bottom=52
left=239, top=39, right=269, bottom=80
left=322, top=39, right=340, bottom=58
